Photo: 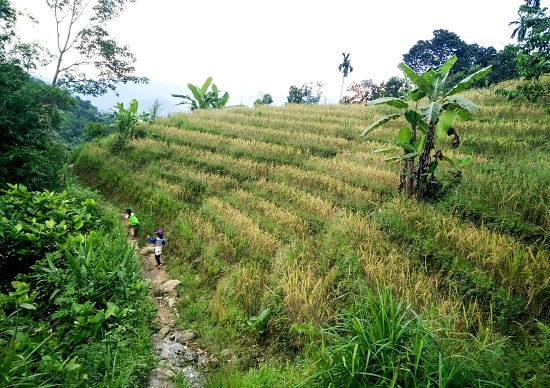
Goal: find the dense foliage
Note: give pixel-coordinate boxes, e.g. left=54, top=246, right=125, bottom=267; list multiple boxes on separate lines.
left=342, top=77, right=406, bottom=103
left=500, top=0, right=550, bottom=103
left=58, top=96, right=112, bottom=146
left=0, top=63, right=72, bottom=191
left=403, top=29, right=518, bottom=87
left=0, top=184, right=155, bottom=386
left=287, top=81, right=324, bottom=104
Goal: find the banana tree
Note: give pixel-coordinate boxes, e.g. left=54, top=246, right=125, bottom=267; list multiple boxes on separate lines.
left=111, top=99, right=150, bottom=152
left=172, top=76, right=230, bottom=111
left=361, top=55, right=491, bottom=200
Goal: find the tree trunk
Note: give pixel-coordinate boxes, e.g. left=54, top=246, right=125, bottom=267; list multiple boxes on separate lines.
left=339, top=75, right=345, bottom=102
left=51, top=53, right=64, bottom=86
left=399, top=124, right=417, bottom=196
left=415, top=123, right=436, bottom=200
left=399, top=157, right=415, bottom=196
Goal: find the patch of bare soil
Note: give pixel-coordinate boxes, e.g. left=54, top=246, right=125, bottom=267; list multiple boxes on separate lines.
left=133, top=241, right=215, bottom=388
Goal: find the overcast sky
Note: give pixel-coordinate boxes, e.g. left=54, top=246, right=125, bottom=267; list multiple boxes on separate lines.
left=20, top=0, right=524, bottom=109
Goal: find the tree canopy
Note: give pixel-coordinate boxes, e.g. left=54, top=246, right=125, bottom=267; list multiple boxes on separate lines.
left=45, top=0, right=148, bottom=96
left=498, top=1, right=550, bottom=102
left=403, top=29, right=517, bottom=88
left=0, top=1, right=109, bottom=189
left=287, top=82, right=324, bottom=104
left=0, top=63, right=73, bottom=190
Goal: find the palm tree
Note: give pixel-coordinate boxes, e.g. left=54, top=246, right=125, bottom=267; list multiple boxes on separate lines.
left=338, top=52, right=353, bottom=102
left=510, top=0, right=543, bottom=41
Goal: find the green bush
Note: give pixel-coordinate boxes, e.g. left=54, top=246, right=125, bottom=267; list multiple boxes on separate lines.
left=0, top=184, right=101, bottom=288
left=0, top=185, right=156, bottom=387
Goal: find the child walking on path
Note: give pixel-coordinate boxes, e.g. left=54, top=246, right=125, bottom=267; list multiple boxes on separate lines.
left=125, top=209, right=140, bottom=239
left=147, top=229, right=166, bottom=268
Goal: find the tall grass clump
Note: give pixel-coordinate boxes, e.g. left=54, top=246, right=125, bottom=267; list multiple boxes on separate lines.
left=300, top=287, right=505, bottom=387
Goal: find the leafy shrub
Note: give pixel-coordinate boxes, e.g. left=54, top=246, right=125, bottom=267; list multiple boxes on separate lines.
left=83, top=121, right=112, bottom=140
left=0, top=281, right=81, bottom=387
left=0, top=185, right=155, bottom=387
left=0, top=184, right=100, bottom=288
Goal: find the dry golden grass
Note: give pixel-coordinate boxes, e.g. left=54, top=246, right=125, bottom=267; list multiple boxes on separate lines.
left=273, top=245, right=337, bottom=324
left=254, top=178, right=336, bottom=220
left=443, top=221, right=550, bottom=313
left=177, top=115, right=352, bottom=150
left=272, top=164, right=380, bottom=207
left=76, top=96, right=548, bottom=353
left=230, top=188, right=310, bottom=237
left=307, top=154, right=398, bottom=191
left=336, top=211, right=485, bottom=332
left=204, top=197, right=280, bottom=257
left=152, top=124, right=308, bottom=162
left=233, top=261, right=266, bottom=317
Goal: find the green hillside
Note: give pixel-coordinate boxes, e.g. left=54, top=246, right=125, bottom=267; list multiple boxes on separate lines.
left=72, top=91, right=550, bottom=386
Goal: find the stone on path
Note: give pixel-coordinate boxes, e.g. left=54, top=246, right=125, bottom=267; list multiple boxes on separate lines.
left=159, top=279, right=181, bottom=293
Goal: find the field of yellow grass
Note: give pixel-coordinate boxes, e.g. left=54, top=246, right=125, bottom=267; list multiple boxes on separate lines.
left=72, top=92, right=549, bottom=386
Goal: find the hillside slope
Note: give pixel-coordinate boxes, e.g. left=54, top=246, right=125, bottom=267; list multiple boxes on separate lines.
left=73, top=96, right=550, bottom=386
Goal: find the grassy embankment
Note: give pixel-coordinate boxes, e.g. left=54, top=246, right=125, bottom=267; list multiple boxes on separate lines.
left=72, top=88, right=549, bottom=387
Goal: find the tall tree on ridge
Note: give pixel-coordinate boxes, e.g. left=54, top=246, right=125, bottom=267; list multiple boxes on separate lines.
left=44, top=0, right=148, bottom=96
left=338, top=52, right=353, bottom=102
left=501, top=0, right=550, bottom=102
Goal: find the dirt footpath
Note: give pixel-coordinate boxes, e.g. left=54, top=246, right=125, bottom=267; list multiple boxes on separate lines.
left=134, top=242, right=212, bottom=388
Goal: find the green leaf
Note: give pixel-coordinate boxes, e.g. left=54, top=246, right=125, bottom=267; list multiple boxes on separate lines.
left=404, top=110, right=423, bottom=127
left=446, top=95, right=478, bottom=113
left=455, top=157, right=472, bottom=168
left=402, top=152, right=417, bottom=159
left=20, top=302, right=36, bottom=310
left=446, top=66, right=492, bottom=96
left=187, top=83, right=202, bottom=102
left=428, top=160, right=439, bottom=174
left=416, top=134, right=426, bottom=154
left=395, top=142, right=417, bottom=152
left=436, top=109, right=456, bottom=139
left=200, top=76, right=213, bottom=96
left=45, top=219, right=55, bottom=229
left=443, top=156, right=456, bottom=167
left=105, top=302, right=118, bottom=319
left=74, top=219, right=83, bottom=229
left=455, top=107, right=472, bottom=121
left=421, top=102, right=442, bottom=124
left=360, top=113, right=400, bottom=136
left=374, top=148, right=398, bottom=154
left=384, top=156, right=401, bottom=162
left=14, top=223, right=23, bottom=233
left=398, top=62, right=430, bottom=93
left=398, top=126, right=412, bottom=143
left=367, top=97, right=408, bottom=109
left=218, top=92, right=230, bottom=108
left=409, top=87, right=427, bottom=102
left=438, top=55, right=458, bottom=78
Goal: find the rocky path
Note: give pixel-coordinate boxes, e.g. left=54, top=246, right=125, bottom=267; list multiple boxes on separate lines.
left=134, top=242, right=215, bottom=388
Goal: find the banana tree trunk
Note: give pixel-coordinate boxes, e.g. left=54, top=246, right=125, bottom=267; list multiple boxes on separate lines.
left=399, top=124, right=417, bottom=196
left=399, top=157, right=415, bottom=196
left=415, top=123, right=436, bottom=199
